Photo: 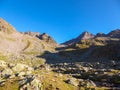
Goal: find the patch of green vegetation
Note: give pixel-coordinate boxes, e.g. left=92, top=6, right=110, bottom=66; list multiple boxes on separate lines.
left=22, top=51, right=40, bottom=55
left=0, top=54, right=8, bottom=61
left=75, top=44, right=89, bottom=49
left=18, top=58, right=45, bottom=67
left=33, top=70, right=77, bottom=90
left=0, top=79, right=19, bottom=90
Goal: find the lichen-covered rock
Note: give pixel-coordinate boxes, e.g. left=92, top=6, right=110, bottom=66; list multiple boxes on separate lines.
left=18, top=72, right=26, bottom=77
left=19, top=75, right=42, bottom=90
left=65, top=78, right=78, bottom=86
left=12, top=63, right=28, bottom=72
left=1, top=68, right=13, bottom=78
left=0, top=61, right=7, bottom=67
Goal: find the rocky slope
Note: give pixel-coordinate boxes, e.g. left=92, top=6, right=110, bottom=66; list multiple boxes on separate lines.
left=0, top=18, right=84, bottom=90
left=0, top=18, right=16, bottom=34
left=34, top=29, right=120, bottom=64
left=0, top=18, right=57, bottom=56
left=0, top=18, right=120, bottom=90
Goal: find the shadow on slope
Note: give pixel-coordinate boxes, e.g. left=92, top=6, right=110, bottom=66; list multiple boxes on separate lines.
left=37, top=48, right=88, bottom=64
left=37, top=41, right=120, bottom=64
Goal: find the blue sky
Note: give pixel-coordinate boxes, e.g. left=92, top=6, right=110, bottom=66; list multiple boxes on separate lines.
left=0, top=0, right=120, bottom=43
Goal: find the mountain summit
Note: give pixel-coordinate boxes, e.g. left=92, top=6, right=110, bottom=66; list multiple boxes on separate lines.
left=63, top=31, right=94, bottom=45
left=38, top=33, right=57, bottom=44
left=107, top=29, right=120, bottom=38
left=0, top=18, right=16, bottom=34
left=77, top=31, right=94, bottom=40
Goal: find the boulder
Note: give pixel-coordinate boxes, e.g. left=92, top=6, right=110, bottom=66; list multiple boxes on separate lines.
left=65, top=78, right=78, bottom=86
left=18, top=72, right=26, bottom=77
left=19, top=75, right=42, bottom=90
left=9, top=74, right=16, bottom=79
left=30, top=77, right=41, bottom=90
left=0, top=60, right=7, bottom=67
left=12, top=63, right=28, bottom=72
left=1, top=68, right=13, bottom=78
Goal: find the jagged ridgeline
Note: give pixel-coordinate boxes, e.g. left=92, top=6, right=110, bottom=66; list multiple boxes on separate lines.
left=0, top=18, right=57, bottom=55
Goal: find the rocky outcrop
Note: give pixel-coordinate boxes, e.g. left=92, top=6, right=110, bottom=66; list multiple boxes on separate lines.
left=65, top=78, right=79, bottom=86
left=78, top=31, right=95, bottom=40
left=38, top=33, right=57, bottom=44
left=12, top=63, right=29, bottom=72
left=21, top=32, right=40, bottom=37
left=19, top=75, right=42, bottom=90
left=0, top=61, right=7, bottom=67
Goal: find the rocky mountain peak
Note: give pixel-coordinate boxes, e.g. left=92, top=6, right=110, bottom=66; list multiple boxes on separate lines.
left=63, top=31, right=94, bottom=45
left=38, top=33, right=57, bottom=44
left=107, top=29, right=120, bottom=38
left=77, top=31, right=95, bottom=40
left=0, top=18, right=16, bottom=34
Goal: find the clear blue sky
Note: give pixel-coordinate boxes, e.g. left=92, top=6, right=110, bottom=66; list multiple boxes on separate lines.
left=0, top=0, right=120, bottom=43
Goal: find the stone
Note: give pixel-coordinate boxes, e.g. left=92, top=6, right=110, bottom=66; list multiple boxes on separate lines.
left=66, top=78, right=78, bottom=86
left=19, top=75, right=42, bottom=90
left=9, top=74, right=16, bottom=78
left=12, top=63, right=28, bottom=72
left=27, top=67, right=33, bottom=71
left=18, top=72, right=26, bottom=77
left=26, top=71, right=32, bottom=75
left=0, top=60, right=7, bottom=67
left=89, top=80, right=96, bottom=87
left=8, top=63, right=15, bottom=68
left=82, top=67, right=89, bottom=72
left=1, top=68, right=13, bottom=78
left=30, top=77, right=42, bottom=90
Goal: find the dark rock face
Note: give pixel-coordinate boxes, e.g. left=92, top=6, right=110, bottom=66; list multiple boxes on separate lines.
left=107, top=29, right=120, bottom=38
left=21, top=32, right=40, bottom=37
left=96, top=32, right=106, bottom=37
left=38, top=33, right=57, bottom=44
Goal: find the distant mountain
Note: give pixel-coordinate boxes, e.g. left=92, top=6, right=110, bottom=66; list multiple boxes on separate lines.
left=107, top=29, right=120, bottom=38
left=63, top=29, right=120, bottom=46
left=63, top=31, right=94, bottom=45
left=0, top=18, right=57, bottom=55
left=0, top=17, right=120, bottom=63
left=59, top=29, right=120, bottom=62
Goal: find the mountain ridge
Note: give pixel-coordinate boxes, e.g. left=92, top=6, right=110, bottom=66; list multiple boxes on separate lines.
left=0, top=18, right=120, bottom=90
left=63, top=29, right=120, bottom=46
left=0, top=18, right=57, bottom=55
